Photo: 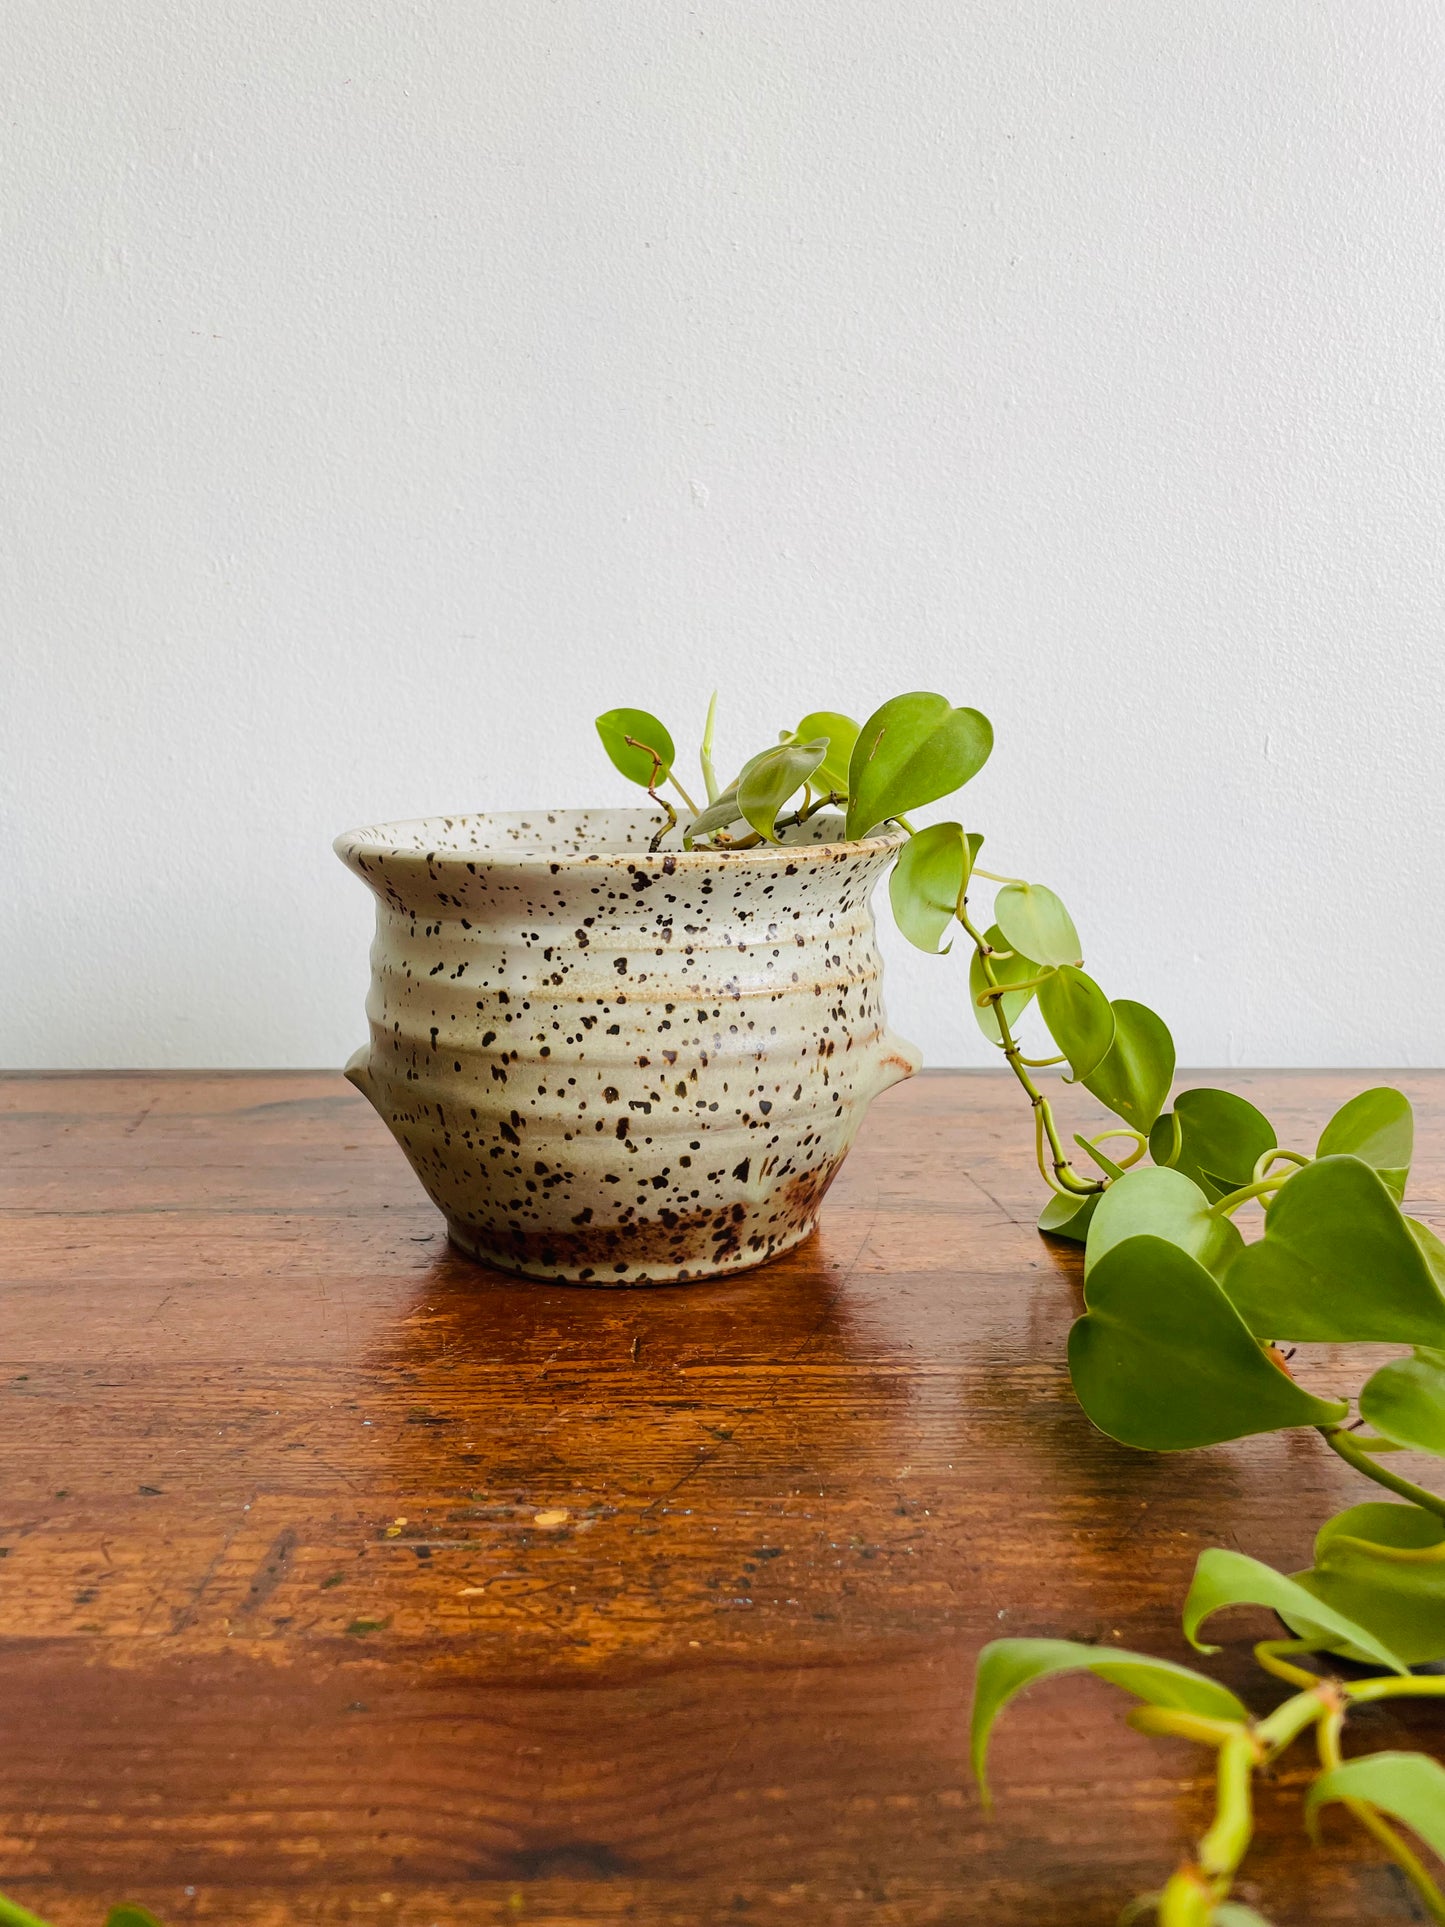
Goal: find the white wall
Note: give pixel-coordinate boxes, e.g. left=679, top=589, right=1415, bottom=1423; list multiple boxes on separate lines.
left=4, top=2, right=1444, bottom=1071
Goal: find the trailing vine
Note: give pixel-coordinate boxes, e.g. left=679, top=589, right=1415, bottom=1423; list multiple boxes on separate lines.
left=597, top=690, right=1445, bottom=1922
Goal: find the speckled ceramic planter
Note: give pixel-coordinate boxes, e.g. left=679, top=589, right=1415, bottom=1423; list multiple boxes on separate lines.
left=334, top=808, right=919, bottom=1284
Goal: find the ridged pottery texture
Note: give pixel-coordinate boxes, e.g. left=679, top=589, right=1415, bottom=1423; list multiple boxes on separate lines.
left=334, top=809, right=920, bottom=1284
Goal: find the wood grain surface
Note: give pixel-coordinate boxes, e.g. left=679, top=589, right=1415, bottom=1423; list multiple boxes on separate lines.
left=2, top=1068, right=1443, bottom=1926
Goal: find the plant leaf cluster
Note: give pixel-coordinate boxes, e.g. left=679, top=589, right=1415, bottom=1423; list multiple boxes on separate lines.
left=595, top=691, right=991, bottom=850
left=595, top=688, right=1445, bottom=1914
left=595, top=698, right=1445, bottom=1607
left=973, top=1547, right=1445, bottom=1924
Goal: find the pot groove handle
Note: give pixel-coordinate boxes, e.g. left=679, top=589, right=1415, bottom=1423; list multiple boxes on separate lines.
left=343, top=1046, right=374, bottom=1096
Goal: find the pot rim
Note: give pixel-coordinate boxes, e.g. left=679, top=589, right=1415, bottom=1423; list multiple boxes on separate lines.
left=333, top=806, right=908, bottom=872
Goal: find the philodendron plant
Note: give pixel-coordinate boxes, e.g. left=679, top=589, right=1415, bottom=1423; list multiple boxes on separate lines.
left=598, top=692, right=1445, bottom=1921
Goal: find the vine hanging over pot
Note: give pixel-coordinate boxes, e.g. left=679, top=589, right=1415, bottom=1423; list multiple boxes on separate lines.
left=597, top=687, right=1445, bottom=1919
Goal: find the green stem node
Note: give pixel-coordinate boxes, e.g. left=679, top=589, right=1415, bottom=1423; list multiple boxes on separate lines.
left=1253, top=1683, right=1335, bottom=1756
left=974, top=972, right=1055, bottom=1004
left=645, top=787, right=679, bottom=853
left=1157, top=1868, right=1215, bottom=1927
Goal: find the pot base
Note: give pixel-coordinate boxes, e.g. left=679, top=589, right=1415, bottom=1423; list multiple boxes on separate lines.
left=444, top=1214, right=819, bottom=1286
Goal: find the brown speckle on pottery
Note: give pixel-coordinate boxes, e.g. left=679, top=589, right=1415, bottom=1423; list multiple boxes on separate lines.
left=333, top=808, right=920, bottom=1284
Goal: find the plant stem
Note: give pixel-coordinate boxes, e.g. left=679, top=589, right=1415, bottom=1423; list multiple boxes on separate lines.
left=1157, top=1869, right=1213, bottom=1927
left=1198, top=1731, right=1257, bottom=1875
left=1347, top=1675, right=1445, bottom=1706
left=1253, top=1638, right=1326, bottom=1690
left=1078, top=1127, right=1149, bottom=1171
left=1253, top=1682, right=1335, bottom=1755
left=1206, top=1175, right=1288, bottom=1218
left=976, top=970, right=1055, bottom=1000
left=1128, top=1706, right=1251, bottom=1748
left=1146, top=1690, right=1342, bottom=1926
left=701, top=791, right=843, bottom=854
left=956, top=899, right=1102, bottom=1198
left=1253, top=1146, right=1310, bottom=1183
left=1154, top=1110, right=1183, bottom=1166
left=645, top=788, right=679, bottom=852
left=1321, top=1426, right=1445, bottom=1522
left=700, top=690, right=720, bottom=803
left=668, top=772, right=700, bottom=814
left=1155, top=1731, right=1264, bottom=1926
left=624, top=737, right=695, bottom=831
left=1317, top=1705, right=1445, bottom=1922
left=773, top=791, right=846, bottom=836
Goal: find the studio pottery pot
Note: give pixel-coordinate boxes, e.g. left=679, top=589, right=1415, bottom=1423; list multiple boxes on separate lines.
left=334, top=808, right=919, bottom=1284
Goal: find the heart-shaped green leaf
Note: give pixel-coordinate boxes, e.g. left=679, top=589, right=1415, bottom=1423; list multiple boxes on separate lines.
left=104, top=1910, right=168, bottom=1927
left=1221, top=1156, right=1445, bottom=1345
left=1318, top=1086, right=1414, bottom=1199
left=1081, top=999, right=1175, bottom=1130
left=994, top=882, right=1082, bottom=969
left=684, top=789, right=744, bottom=840
left=970, top=1636, right=1246, bottom=1801
left=1287, top=1501, right=1445, bottom=1666
left=1307, top=1751, right=1445, bottom=1855
left=1038, top=965, right=1116, bottom=1079
left=1037, top=1189, right=1101, bottom=1243
left=684, top=747, right=777, bottom=842
left=1182, top=1546, right=1409, bottom=1674
left=1149, top=1088, right=1277, bottom=1200
left=845, top=693, right=993, bottom=840
left=889, top=822, right=975, bottom=954
left=595, top=707, right=675, bottom=787
left=792, top=710, right=859, bottom=799
left=968, top=924, right=1047, bottom=1044
left=736, top=738, right=829, bottom=842
left=1084, top=1166, right=1244, bottom=1282
left=1360, top=1348, right=1445, bottom=1456
left=1068, top=1235, right=1347, bottom=1451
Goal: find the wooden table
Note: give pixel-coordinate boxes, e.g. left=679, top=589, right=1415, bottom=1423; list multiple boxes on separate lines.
left=3, top=1069, right=1442, bottom=1925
